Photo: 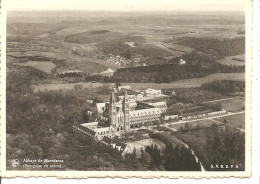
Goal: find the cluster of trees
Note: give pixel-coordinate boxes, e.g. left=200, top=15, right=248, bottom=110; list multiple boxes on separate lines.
left=175, top=127, right=245, bottom=171
left=162, top=144, right=201, bottom=171
left=177, top=37, right=245, bottom=58
left=202, top=80, right=245, bottom=94
left=145, top=134, right=201, bottom=171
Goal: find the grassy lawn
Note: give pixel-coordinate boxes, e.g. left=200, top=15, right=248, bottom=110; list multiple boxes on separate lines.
left=169, top=119, right=221, bottom=131
left=215, top=113, right=245, bottom=130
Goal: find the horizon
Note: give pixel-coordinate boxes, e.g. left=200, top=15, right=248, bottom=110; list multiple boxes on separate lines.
left=5, top=0, right=245, bottom=12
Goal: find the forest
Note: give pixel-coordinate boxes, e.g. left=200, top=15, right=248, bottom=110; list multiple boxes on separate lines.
left=174, top=127, right=245, bottom=171
left=176, top=37, right=245, bottom=58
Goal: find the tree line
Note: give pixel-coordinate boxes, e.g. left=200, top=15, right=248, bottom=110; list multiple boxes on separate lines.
left=85, top=63, right=244, bottom=83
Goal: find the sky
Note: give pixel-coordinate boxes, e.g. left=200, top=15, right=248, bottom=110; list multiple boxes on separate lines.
left=5, top=0, right=246, bottom=12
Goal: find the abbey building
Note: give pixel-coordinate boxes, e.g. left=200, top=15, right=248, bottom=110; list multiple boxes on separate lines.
left=73, top=87, right=166, bottom=142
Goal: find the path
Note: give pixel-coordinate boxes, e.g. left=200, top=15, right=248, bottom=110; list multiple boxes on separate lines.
left=202, top=97, right=243, bottom=104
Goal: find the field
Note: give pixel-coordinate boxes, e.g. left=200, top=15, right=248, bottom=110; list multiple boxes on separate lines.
left=13, top=61, right=56, bottom=74
left=206, top=98, right=245, bottom=112
left=121, top=73, right=245, bottom=90
left=216, top=54, right=245, bottom=66
left=214, top=113, right=245, bottom=130
left=169, top=119, right=221, bottom=131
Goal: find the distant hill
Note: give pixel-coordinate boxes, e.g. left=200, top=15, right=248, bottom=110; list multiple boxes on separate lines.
left=64, top=30, right=123, bottom=44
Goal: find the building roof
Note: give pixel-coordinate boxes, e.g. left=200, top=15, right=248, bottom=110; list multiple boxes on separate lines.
left=74, top=124, right=96, bottom=136
left=93, top=126, right=111, bottom=133
left=148, top=101, right=167, bottom=107
left=80, top=122, right=98, bottom=128
left=118, top=85, right=131, bottom=90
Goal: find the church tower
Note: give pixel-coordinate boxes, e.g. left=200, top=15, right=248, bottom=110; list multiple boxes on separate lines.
left=109, top=92, right=118, bottom=131
left=123, top=91, right=130, bottom=130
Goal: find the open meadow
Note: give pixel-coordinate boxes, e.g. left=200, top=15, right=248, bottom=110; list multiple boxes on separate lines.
left=206, top=97, right=245, bottom=112
left=169, top=119, right=221, bottom=131
left=214, top=113, right=245, bottom=130
left=122, top=73, right=245, bottom=90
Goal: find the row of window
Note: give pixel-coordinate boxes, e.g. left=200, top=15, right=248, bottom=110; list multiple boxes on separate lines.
left=131, top=111, right=160, bottom=116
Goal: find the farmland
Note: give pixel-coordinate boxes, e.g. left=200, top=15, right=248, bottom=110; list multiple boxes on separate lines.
left=216, top=54, right=245, bottom=66
left=7, top=11, right=245, bottom=74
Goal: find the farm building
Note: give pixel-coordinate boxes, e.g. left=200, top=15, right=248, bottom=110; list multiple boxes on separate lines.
left=99, top=68, right=115, bottom=77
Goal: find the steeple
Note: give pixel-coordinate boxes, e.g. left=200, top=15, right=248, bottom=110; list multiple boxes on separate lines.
left=123, top=89, right=130, bottom=131
left=110, top=91, right=116, bottom=103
